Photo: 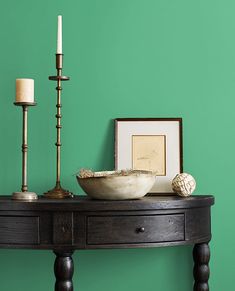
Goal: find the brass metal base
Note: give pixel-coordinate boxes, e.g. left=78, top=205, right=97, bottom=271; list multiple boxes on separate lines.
left=44, top=184, right=73, bottom=199
left=14, top=102, right=37, bottom=106
left=12, top=191, right=38, bottom=201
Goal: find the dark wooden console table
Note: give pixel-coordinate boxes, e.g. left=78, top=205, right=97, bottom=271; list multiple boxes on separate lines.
left=0, top=195, right=214, bottom=291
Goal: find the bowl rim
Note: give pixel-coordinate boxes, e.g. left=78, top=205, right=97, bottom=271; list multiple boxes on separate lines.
left=77, top=169, right=156, bottom=180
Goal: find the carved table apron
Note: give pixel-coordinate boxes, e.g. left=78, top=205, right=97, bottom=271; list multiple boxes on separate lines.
left=0, top=195, right=214, bottom=291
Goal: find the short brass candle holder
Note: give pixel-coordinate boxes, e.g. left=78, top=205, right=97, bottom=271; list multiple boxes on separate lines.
left=44, top=54, right=73, bottom=199
left=12, top=102, right=38, bottom=201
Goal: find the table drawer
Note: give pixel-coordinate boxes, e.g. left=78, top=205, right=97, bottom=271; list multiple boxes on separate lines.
left=87, top=214, right=185, bottom=245
left=0, top=216, right=39, bottom=245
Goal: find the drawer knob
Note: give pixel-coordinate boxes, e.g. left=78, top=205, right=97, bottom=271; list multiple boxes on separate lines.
left=136, top=227, right=145, bottom=233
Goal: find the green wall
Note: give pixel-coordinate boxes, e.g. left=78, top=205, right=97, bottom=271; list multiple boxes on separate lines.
left=0, top=0, right=231, bottom=290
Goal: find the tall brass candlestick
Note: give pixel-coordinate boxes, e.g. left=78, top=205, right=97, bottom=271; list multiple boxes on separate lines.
left=44, top=54, right=73, bottom=199
left=12, top=102, right=37, bottom=201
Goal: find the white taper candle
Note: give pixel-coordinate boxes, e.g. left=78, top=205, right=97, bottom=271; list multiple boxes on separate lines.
left=57, top=15, right=62, bottom=54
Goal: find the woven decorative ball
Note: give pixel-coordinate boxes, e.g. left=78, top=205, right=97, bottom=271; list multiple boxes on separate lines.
left=172, top=173, right=196, bottom=197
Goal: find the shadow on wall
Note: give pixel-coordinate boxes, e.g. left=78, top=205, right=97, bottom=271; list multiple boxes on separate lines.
left=95, top=119, right=115, bottom=171
left=0, top=77, right=22, bottom=194
left=72, top=119, right=115, bottom=195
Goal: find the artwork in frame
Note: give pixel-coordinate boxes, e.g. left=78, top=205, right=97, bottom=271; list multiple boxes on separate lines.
left=115, top=118, right=183, bottom=193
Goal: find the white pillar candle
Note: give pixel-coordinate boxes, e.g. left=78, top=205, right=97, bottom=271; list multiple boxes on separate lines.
left=15, top=79, right=34, bottom=103
left=57, top=15, right=62, bottom=54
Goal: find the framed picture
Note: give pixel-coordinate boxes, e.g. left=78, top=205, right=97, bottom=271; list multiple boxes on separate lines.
left=115, top=118, right=183, bottom=193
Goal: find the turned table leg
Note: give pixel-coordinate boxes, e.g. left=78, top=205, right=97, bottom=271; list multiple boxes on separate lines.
left=193, top=243, right=210, bottom=291
left=54, top=251, right=74, bottom=291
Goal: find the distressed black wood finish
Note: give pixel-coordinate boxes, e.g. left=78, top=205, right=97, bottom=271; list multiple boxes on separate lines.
left=0, top=195, right=214, bottom=291
left=87, top=214, right=185, bottom=245
left=193, top=243, right=210, bottom=291
left=54, top=251, right=74, bottom=291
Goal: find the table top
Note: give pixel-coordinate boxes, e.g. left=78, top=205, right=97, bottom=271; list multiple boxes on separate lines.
left=0, top=194, right=214, bottom=211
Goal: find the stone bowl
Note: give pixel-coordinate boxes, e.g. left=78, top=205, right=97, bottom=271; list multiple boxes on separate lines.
left=76, top=170, right=156, bottom=200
